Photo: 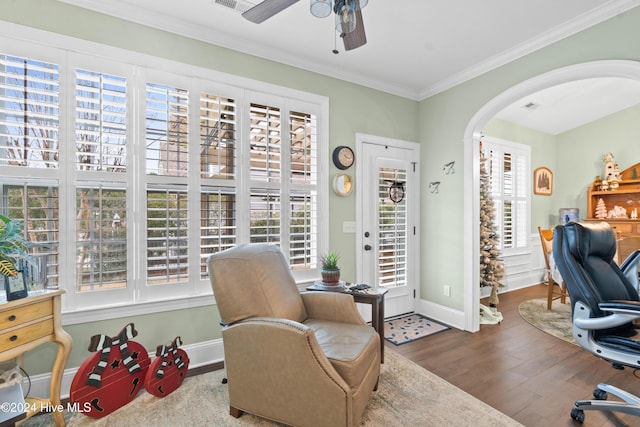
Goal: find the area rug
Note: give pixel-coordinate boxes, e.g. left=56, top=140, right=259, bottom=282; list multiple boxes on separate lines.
left=384, top=313, right=449, bottom=345
left=22, top=350, right=521, bottom=427
left=518, top=298, right=575, bottom=345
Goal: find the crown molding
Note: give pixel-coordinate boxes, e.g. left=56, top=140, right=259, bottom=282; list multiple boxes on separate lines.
left=417, top=0, right=640, bottom=100
left=57, top=0, right=640, bottom=101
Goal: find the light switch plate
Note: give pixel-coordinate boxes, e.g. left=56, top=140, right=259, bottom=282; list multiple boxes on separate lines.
left=343, top=221, right=356, bottom=233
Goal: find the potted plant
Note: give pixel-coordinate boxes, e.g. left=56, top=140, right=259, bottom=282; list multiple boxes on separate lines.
left=320, top=251, right=341, bottom=285
left=0, top=214, right=33, bottom=277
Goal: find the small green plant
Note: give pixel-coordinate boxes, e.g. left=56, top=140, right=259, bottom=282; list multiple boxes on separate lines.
left=321, top=251, right=340, bottom=271
left=0, top=214, right=32, bottom=277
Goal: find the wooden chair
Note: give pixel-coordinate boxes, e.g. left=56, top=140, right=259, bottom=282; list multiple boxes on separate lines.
left=538, top=226, right=568, bottom=310
left=617, top=235, right=640, bottom=266
left=617, top=235, right=640, bottom=291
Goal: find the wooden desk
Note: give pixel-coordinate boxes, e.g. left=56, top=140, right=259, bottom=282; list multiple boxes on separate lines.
left=306, top=283, right=388, bottom=362
left=0, top=290, right=72, bottom=426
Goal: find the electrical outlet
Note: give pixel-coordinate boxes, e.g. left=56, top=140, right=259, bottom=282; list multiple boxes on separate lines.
left=443, top=285, right=451, bottom=297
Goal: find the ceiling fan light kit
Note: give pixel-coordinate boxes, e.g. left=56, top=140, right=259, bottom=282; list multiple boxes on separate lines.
left=243, top=0, right=368, bottom=51
left=310, top=0, right=332, bottom=18
left=334, top=0, right=357, bottom=34
left=311, top=0, right=368, bottom=50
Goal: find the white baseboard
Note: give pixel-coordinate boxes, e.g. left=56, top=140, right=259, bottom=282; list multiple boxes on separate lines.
left=28, top=338, right=225, bottom=400
left=417, top=299, right=466, bottom=331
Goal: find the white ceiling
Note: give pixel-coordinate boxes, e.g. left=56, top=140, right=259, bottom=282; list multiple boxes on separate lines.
left=495, top=78, right=640, bottom=135
left=57, top=0, right=640, bottom=134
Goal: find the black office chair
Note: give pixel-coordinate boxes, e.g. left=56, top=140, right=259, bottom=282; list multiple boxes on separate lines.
left=552, top=221, right=640, bottom=423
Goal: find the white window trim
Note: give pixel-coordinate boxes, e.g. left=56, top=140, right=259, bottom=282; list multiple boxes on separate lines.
left=480, top=135, right=531, bottom=257
left=0, top=21, right=329, bottom=325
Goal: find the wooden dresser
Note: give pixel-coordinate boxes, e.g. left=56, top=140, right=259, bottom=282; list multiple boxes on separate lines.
left=585, top=162, right=640, bottom=237
left=0, top=290, right=71, bottom=426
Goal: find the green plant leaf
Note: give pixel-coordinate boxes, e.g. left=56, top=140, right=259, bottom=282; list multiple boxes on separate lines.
left=0, top=256, right=18, bottom=276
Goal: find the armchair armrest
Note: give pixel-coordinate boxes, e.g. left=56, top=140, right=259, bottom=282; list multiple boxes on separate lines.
left=222, top=317, right=353, bottom=423
left=301, top=291, right=367, bottom=325
left=599, top=300, right=640, bottom=314
left=573, top=300, right=640, bottom=330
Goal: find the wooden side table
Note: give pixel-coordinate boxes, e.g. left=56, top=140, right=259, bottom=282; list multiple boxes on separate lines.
left=0, top=290, right=72, bottom=426
left=306, top=283, right=388, bottom=362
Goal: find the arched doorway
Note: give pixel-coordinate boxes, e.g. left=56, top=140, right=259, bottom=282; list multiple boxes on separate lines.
left=462, top=60, right=640, bottom=332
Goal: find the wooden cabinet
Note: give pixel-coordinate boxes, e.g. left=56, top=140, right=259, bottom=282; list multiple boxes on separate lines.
left=0, top=290, right=72, bottom=426
left=586, top=162, right=640, bottom=237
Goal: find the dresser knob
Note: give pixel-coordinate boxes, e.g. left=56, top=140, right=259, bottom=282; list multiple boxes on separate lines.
left=8, top=315, right=16, bottom=321
left=10, top=335, right=18, bottom=342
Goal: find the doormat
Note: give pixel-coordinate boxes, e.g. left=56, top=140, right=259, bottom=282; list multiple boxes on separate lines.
left=384, top=313, right=449, bottom=345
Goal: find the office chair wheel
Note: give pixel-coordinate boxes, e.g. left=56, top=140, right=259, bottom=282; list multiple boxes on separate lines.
left=593, top=388, right=607, bottom=400
left=570, top=408, right=585, bottom=423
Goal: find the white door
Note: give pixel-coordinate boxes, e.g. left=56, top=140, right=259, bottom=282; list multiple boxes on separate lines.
left=356, top=134, right=420, bottom=318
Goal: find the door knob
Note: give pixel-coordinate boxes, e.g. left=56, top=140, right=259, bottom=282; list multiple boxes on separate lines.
left=364, top=244, right=372, bottom=251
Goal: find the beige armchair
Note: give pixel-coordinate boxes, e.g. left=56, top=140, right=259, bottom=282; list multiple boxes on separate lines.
left=207, top=244, right=380, bottom=427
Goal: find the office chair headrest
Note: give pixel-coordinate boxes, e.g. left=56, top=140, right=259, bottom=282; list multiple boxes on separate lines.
left=566, top=221, right=617, bottom=265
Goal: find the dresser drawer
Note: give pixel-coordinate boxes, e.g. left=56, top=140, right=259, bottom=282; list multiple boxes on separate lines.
left=610, top=223, right=634, bottom=234
left=0, top=300, right=53, bottom=331
left=0, top=320, right=54, bottom=352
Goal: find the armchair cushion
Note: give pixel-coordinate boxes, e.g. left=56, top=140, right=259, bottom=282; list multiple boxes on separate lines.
left=304, top=319, right=379, bottom=388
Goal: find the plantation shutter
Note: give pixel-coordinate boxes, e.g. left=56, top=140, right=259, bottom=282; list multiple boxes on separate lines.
left=484, top=137, right=530, bottom=253
left=0, top=54, right=59, bottom=168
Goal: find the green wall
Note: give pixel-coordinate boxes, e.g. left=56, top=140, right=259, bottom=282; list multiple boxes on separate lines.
left=0, top=0, right=418, bottom=373
left=482, top=118, right=558, bottom=229
left=418, top=6, right=640, bottom=308
left=556, top=103, right=640, bottom=215
left=4, top=0, right=640, bottom=373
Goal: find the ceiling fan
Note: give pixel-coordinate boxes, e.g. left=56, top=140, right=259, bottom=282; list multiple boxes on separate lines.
left=242, top=0, right=367, bottom=51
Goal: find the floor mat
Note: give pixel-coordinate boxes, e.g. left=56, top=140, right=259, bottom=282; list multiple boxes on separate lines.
left=384, top=313, right=449, bottom=345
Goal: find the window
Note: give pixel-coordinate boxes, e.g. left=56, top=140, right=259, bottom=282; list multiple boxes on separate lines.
left=0, top=33, right=328, bottom=316
left=481, top=136, right=530, bottom=254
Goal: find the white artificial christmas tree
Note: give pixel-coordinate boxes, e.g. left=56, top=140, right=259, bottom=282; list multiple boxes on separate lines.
left=479, top=144, right=505, bottom=324
left=595, top=198, right=607, bottom=219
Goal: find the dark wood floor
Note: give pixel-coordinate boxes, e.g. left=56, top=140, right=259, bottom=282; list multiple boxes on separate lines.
left=388, top=284, right=640, bottom=427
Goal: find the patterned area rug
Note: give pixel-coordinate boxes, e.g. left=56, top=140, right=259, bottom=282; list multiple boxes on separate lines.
left=518, top=298, right=575, bottom=345
left=22, top=350, right=521, bottom=427
left=384, top=313, right=449, bottom=345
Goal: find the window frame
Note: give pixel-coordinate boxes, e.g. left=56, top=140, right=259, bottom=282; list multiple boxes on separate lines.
left=0, top=22, right=329, bottom=324
left=481, top=136, right=531, bottom=257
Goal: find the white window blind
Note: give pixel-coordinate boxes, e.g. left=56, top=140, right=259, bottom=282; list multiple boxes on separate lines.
left=0, top=36, right=327, bottom=314
left=199, top=188, right=236, bottom=278
left=249, top=103, right=281, bottom=182
left=146, top=186, right=189, bottom=286
left=483, top=137, right=530, bottom=254
left=377, top=168, right=408, bottom=288
left=76, top=185, right=127, bottom=292
left=145, top=83, right=189, bottom=177
left=0, top=54, right=59, bottom=168
left=200, top=93, right=236, bottom=180
left=1, top=182, right=59, bottom=289
left=75, top=69, right=127, bottom=172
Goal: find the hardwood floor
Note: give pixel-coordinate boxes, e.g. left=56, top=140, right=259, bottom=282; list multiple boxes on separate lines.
left=389, top=284, right=640, bottom=427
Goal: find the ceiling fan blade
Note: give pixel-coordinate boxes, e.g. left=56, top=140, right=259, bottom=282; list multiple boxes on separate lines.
left=242, top=0, right=300, bottom=23
left=343, top=8, right=367, bottom=51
